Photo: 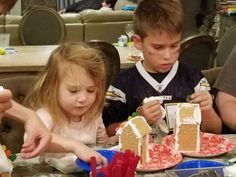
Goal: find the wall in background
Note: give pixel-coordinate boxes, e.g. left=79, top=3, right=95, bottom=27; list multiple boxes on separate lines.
left=21, top=0, right=56, bottom=14
left=9, top=0, right=81, bottom=14
left=9, top=0, right=21, bottom=15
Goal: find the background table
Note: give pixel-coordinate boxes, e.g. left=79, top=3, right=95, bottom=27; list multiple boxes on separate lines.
left=0, top=45, right=139, bottom=78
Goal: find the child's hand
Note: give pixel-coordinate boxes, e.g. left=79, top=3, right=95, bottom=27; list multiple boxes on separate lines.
left=137, top=100, right=163, bottom=125
left=74, top=144, right=108, bottom=166
left=190, top=91, right=213, bottom=111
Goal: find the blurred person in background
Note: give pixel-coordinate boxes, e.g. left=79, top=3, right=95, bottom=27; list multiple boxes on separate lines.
left=0, top=0, right=51, bottom=159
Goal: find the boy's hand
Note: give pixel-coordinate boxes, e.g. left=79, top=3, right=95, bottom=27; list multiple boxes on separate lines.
left=190, top=91, right=213, bottom=111
left=137, top=100, right=163, bottom=125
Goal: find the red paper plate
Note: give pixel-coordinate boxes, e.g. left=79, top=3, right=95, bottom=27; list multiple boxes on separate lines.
left=162, top=132, right=235, bottom=157
left=136, top=143, right=182, bottom=172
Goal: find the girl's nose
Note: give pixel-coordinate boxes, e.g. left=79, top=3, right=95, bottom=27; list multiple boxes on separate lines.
left=76, top=92, right=87, bottom=102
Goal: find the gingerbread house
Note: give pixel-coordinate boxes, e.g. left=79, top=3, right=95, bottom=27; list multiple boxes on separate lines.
left=174, top=103, right=201, bottom=153
left=0, top=145, right=12, bottom=177
left=116, top=116, right=152, bottom=165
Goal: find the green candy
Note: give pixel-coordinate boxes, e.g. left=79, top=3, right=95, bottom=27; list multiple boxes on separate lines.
left=186, top=95, right=192, bottom=102
left=132, top=112, right=139, bottom=117
left=9, top=154, right=17, bottom=162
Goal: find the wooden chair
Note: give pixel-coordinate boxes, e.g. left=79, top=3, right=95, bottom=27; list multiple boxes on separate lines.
left=179, top=34, right=216, bottom=70
left=19, top=6, right=66, bottom=45
left=87, top=40, right=120, bottom=90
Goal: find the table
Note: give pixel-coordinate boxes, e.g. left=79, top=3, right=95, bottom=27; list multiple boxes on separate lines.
left=0, top=45, right=139, bottom=78
left=10, top=134, right=236, bottom=177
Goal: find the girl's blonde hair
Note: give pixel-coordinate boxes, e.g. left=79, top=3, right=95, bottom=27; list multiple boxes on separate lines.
left=25, top=42, right=106, bottom=125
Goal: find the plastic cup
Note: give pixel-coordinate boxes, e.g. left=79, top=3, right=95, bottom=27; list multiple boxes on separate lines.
left=0, top=33, right=10, bottom=48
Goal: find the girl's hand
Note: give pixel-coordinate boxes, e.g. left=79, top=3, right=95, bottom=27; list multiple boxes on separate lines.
left=137, top=100, right=163, bottom=125
left=74, top=144, right=108, bottom=166
left=191, top=91, right=213, bottom=111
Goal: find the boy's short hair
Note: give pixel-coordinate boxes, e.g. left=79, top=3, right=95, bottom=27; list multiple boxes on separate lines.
left=134, top=0, right=183, bottom=39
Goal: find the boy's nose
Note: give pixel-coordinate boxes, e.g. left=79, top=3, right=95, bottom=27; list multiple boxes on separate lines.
left=162, top=48, right=172, bottom=59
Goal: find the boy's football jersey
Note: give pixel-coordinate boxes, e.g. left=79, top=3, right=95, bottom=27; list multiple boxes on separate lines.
left=103, top=61, right=210, bottom=126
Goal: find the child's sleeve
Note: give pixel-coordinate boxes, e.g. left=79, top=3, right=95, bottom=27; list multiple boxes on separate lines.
left=35, top=108, right=54, bottom=131
left=194, top=73, right=211, bottom=92
left=96, top=116, right=108, bottom=145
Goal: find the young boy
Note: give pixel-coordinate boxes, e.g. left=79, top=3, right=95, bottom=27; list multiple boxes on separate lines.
left=103, top=0, right=222, bottom=136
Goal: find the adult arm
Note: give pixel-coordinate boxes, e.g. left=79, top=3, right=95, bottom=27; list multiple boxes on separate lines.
left=0, top=89, right=12, bottom=118
left=216, top=91, right=236, bottom=132
left=5, top=101, right=51, bottom=159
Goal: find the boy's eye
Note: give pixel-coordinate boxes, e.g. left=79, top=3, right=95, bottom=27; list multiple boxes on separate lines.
left=153, top=45, right=162, bottom=50
left=171, top=45, right=178, bottom=48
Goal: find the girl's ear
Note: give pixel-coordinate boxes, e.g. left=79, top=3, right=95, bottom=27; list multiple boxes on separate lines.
left=133, top=34, right=142, bottom=50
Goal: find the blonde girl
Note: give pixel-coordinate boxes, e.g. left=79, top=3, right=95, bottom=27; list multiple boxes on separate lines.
left=25, top=42, right=108, bottom=164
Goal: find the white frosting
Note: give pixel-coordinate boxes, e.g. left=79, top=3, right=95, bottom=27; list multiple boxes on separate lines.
left=224, top=164, right=236, bottom=176
left=143, top=97, right=168, bottom=133
left=0, top=145, right=13, bottom=173
left=196, top=124, right=200, bottom=152
left=0, top=86, right=4, bottom=91
left=143, top=96, right=164, bottom=104
left=176, top=103, right=201, bottom=125
left=175, top=103, right=201, bottom=152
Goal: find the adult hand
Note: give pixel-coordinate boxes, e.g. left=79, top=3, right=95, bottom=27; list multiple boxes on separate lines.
left=137, top=100, right=163, bottom=125
left=0, top=89, right=12, bottom=119
left=21, top=114, right=51, bottom=159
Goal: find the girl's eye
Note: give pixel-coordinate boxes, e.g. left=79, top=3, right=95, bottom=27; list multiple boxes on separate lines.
left=87, top=89, right=96, bottom=93
left=69, top=89, right=77, bottom=93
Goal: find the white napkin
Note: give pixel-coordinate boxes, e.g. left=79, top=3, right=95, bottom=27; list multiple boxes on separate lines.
left=224, top=164, right=236, bottom=176
left=45, top=153, right=83, bottom=174
left=0, top=144, right=13, bottom=173
left=143, top=96, right=169, bottom=134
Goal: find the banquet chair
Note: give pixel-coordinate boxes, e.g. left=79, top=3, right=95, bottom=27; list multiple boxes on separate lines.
left=214, top=24, right=236, bottom=67
left=19, top=6, right=66, bottom=45
left=179, top=34, right=216, bottom=70
left=0, top=75, right=37, bottom=153
left=87, top=40, right=121, bottom=90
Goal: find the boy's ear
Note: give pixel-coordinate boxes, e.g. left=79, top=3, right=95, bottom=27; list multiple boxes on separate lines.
left=133, top=34, right=142, bottom=50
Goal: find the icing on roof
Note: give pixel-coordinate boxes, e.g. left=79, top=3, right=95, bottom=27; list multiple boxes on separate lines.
left=117, top=116, right=151, bottom=138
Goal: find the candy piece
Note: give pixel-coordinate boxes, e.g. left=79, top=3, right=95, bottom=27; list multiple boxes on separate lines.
left=1, top=145, right=7, bottom=151
left=131, top=112, right=138, bottom=117
left=128, top=116, right=133, bottom=120
left=0, top=48, right=6, bottom=55
left=9, top=154, right=17, bottom=162
left=5, top=149, right=11, bottom=158
left=186, top=95, right=193, bottom=102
